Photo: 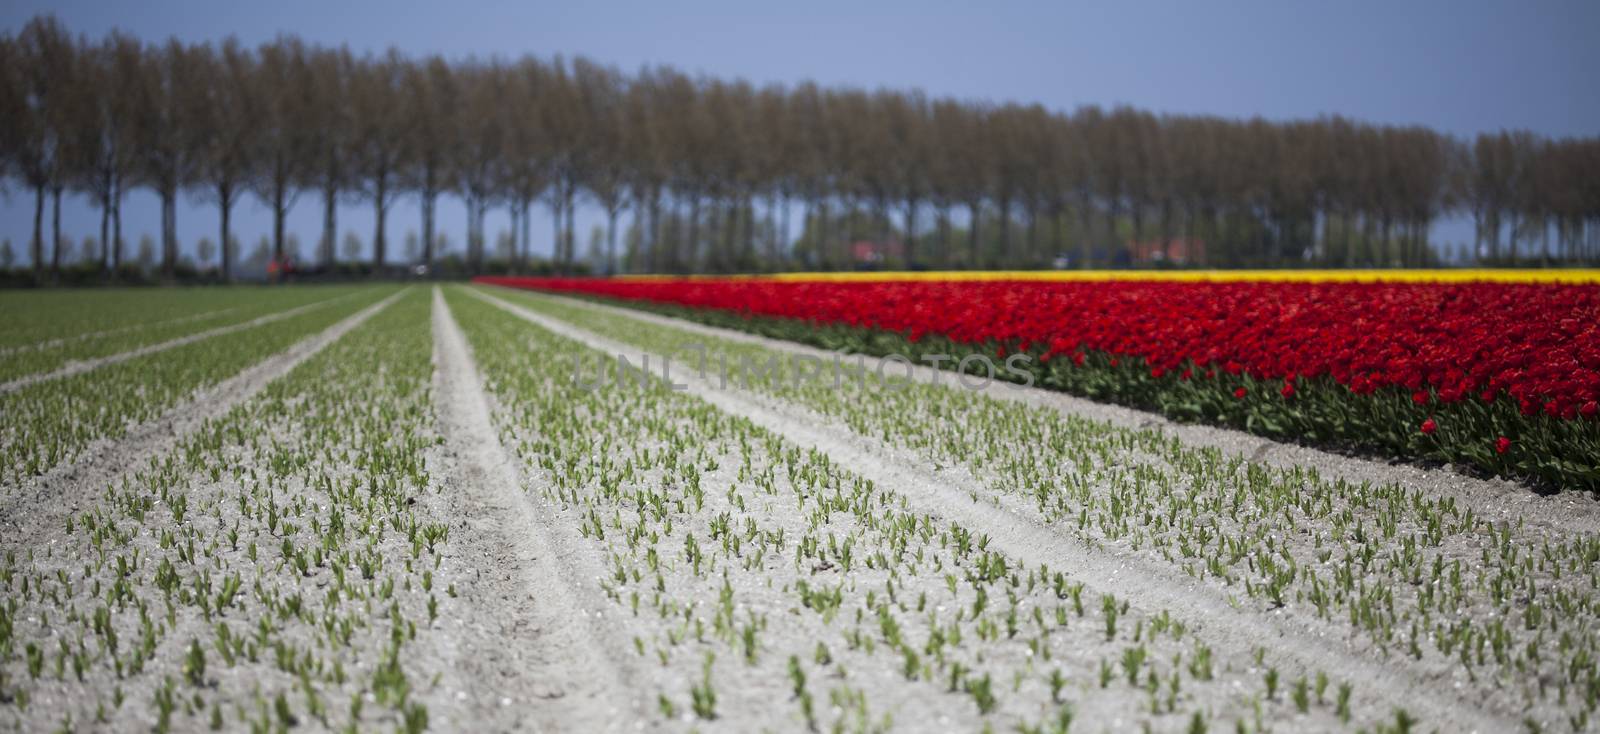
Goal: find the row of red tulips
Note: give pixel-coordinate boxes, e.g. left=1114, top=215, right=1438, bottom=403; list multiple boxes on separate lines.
left=479, top=276, right=1600, bottom=490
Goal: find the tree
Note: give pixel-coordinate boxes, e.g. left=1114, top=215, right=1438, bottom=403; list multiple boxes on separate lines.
left=0, top=36, right=19, bottom=197
left=403, top=55, right=455, bottom=267
left=189, top=39, right=257, bottom=281
left=13, top=16, right=76, bottom=279
left=348, top=50, right=407, bottom=273
left=541, top=58, right=587, bottom=272
left=454, top=62, right=506, bottom=271
left=71, top=31, right=142, bottom=274
left=573, top=58, right=627, bottom=275
left=306, top=46, right=354, bottom=268
left=503, top=57, right=552, bottom=271
left=250, top=37, right=315, bottom=276
left=130, top=39, right=204, bottom=280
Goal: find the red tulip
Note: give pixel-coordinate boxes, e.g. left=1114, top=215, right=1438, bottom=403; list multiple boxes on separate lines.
left=1234, top=387, right=1247, bottom=399
left=1495, top=436, right=1511, bottom=454
left=1421, top=419, right=1437, bottom=435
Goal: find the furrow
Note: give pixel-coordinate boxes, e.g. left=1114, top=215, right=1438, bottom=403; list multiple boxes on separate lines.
left=429, top=287, right=647, bottom=732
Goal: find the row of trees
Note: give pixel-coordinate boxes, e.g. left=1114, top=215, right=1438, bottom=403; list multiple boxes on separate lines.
left=3, top=15, right=1598, bottom=280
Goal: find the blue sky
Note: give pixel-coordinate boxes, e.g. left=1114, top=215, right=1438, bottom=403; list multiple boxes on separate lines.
left=2, top=0, right=1597, bottom=266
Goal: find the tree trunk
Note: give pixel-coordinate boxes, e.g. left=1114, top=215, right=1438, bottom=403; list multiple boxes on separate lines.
left=422, top=191, right=437, bottom=267
left=322, top=185, right=338, bottom=268
left=373, top=187, right=387, bottom=274
left=220, top=194, right=233, bottom=283
left=112, top=194, right=123, bottom=270
left=648, top=194, right=662, bottom=273
left=31, top=184, right=44, bottom=277
left=272, top=182, right=287, bottom=280
left=562, top=185, right=576, bottom=270
left=472, top=198, right=486, bottom=271
left=464, top=195, right=478, bottom=271
left=549, top=192, right=563, bottom=273
left=161, top=189, right=177, bottom=281
left=99, top=189, right=112, bottom=276
left=521, top=196, right=533, bottom=270
left=508, top=199, right=522, bottom=273
left=50, top=186, right=62, bottom=281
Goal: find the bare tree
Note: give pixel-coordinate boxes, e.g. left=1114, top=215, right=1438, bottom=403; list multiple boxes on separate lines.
left=130, top=39, right=204, bottom=280
left=574, top=58, right=627, bottom=274
left=348, top=50, right=408, bottom=273
left=306, top=46, right=354, bottom=268
left=250, top=37, right=315, bottom=275
left=403, top=55, right=456, bottom=266
left=453, top=62, right=505, bottom=272
left=189, top=39, right=257, bottom=281
left=70, top=31, right=142, bottom=274
left=13, top=17, right=76, bottom=278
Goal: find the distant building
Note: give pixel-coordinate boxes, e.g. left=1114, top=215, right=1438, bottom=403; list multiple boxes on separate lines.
left=1127, top=238, right=1205, bottom=265
left=850, top=239, right=904, bottom=265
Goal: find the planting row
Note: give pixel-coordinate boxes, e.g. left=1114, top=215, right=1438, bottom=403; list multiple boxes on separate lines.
left=480, top=276, right=1600, bottom=489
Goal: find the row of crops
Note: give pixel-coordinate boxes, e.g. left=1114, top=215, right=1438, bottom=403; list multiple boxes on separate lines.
left=1, top=279, right=1597, bottom=732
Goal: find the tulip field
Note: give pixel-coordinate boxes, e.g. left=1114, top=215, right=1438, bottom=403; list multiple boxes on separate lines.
left=3, top=276, right=1600, bottom=733
left=481, top=272, right=1600, bottom=491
